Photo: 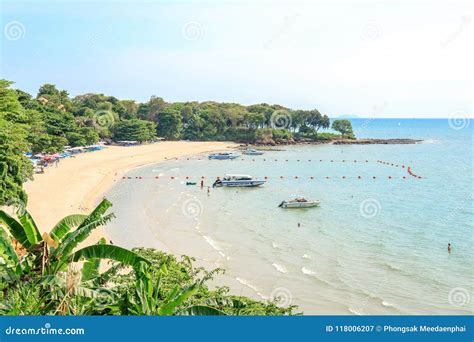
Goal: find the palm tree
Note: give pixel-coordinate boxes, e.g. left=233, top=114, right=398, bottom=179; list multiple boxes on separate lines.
left=0, top=198, right=149, bottom=282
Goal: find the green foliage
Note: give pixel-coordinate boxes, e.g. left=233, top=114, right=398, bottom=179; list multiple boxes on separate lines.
left=157, top=107, right=182, bottom=139
left=0, top=81, right=33, bottom=206
left=112, top=119, right=157, bottom=142
left=113, top=248, right=298, bottom=316
left=331, top=119, right=354, bottom=138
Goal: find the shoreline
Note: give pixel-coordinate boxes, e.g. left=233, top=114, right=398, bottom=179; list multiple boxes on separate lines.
left=248, top=138, right=423, bottom=147
left=24, top=141, right=237, bottom=246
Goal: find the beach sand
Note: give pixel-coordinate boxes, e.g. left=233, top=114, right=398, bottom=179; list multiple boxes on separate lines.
left=24, top=141, right=236, bottom=245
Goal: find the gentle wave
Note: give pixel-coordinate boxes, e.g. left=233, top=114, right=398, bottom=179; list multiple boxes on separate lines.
left=348, top=307, right=366, bottom=315
left=203, top=235, right=229, bottom=260
left=235, top=277, right=267, bottom=300
left=272, top=263, right=287, bottom=273
left=301, top=267, right=316, bottom=275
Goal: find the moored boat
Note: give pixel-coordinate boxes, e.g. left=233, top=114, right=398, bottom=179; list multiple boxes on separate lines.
left=278, top=197, right=320, bottom=208
left=208, top=152, right=240, bottom=160
left=243, top=148, right=264, bottom=155
left=213, top=174, right=266, bottom=187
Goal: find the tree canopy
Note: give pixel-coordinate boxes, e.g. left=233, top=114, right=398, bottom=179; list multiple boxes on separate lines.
left=331, top=119, right=354, bottom=138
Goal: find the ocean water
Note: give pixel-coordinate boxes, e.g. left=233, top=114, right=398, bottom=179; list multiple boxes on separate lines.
left=104, top=119, right=473, bottom=315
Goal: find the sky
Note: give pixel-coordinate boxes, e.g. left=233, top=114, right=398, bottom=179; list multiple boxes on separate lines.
left=0, top=0, right=472, bottom=118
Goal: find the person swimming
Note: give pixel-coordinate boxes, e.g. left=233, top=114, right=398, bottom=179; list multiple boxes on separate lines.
left=448, top=243, right=452, bottom=253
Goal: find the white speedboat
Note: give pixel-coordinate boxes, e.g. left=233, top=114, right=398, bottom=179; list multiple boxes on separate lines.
left=243, top=148, right=264, bottom=156
left=278, top=197, right=320, bottom=208
left=213, top=174, right=266, bottom=187
left=208, top=152, right=240, bottom=160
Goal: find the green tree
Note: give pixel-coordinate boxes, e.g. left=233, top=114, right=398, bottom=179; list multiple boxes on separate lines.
left=157, top=107, right=182, bottom=139
left=137, top=96, right=167, bottom=121
left=112, top=119, right=157, bottom=142
left=331, top=119, right=354, bottom=138
left=0, top=120, right=32, bottom=206
left=0, top=80, right=33, bottom=206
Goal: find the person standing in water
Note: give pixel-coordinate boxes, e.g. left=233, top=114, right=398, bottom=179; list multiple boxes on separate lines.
left=448, top=243, right=452, bottom=253
left=207, top=186, right=211, bottom=196
left=200, top=179, right=204, bottom=188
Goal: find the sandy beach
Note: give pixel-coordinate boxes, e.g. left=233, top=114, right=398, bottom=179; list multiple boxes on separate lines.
left=23, top=141, right=236, bottom=245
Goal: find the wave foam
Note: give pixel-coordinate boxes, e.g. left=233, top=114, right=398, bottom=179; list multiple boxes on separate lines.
left=301, top=267, right=316, bottom=275
left=272, top=263, right=287, bottom=273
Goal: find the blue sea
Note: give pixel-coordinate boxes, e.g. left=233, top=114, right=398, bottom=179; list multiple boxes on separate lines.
left=105, top=119, right=473, bottom=315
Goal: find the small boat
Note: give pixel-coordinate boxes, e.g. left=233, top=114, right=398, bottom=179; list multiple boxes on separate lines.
left=213, top=174, right=266, bottom=187
left=208, top=152, right=241, bottom=160
left=278, top=197, right=320, bottom=209
left=243, top=148, right=264, bottom=156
